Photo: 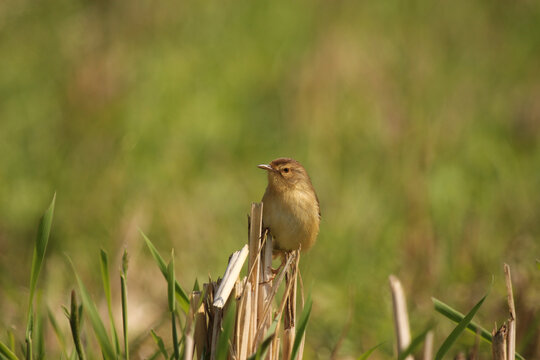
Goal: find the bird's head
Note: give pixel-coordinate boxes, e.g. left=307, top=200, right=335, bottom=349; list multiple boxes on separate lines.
left=258, top=158, right=313, bottom=191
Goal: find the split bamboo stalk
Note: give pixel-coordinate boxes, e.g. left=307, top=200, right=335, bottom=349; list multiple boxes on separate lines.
left=503, top=264, right=516, bottom=360
left=389, top=275, right=414, bottom=360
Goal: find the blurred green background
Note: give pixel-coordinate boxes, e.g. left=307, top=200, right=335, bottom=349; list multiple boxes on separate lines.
left=1, top=0, right=539, bottom=358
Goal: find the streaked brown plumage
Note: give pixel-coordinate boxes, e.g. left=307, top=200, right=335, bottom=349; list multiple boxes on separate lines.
left=258, top=158, right=320, bottom=252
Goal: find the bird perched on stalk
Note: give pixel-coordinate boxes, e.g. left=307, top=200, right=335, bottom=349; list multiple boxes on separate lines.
left=258, top=158, right=320, bottom=252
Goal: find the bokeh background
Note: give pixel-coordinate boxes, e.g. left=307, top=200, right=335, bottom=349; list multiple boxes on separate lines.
left=1, top=0, right=539, bottom=358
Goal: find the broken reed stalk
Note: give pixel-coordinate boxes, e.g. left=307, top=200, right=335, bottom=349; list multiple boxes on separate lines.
left=423, top=331, right=433, bottom=360
left=389, top=275, right=413, bottom=360
left=503, top=264, right=516, bottom=360
left=492, top=324, right=508, bottom=360
left=283, top=251, right=299, bottom=360
left=184, top=202, right=302, bottom=360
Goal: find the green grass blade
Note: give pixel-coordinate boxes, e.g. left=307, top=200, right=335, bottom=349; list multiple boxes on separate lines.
left=26, top=193, right=56, bottom=349
left=68, top=291, right=86, bottom=360
left=247, top=334, right=275, bottom=360
left=290, top=296, right=312, bottom=360
left=34, top=311, right=45, bottom=360
left=0, top=342, right=19, bottom=360
left=434, top=294, right=487, bottom=360
left=433, top=298, right=525, bottom=360
left=216, top=302, right=236, bottom=360
left=248, top=317, right=279, bottom=360
left=167, top=253, right=176, bottom=313
left=150, top=330, right=169, bottom=360
left=120, top=272, right=129, bottom=360
left=145, top=350, right=161, bottom=360
left=357, top=342, right=384, bottom=360
left=25, top=337, right=32, bottom=360
left=70, top=261, right=116, bottom=360
left=121, top=250, right=129, bottom=359
left=25, top=312, right=33, bottom=358
left=99, top=250, right=120, bottom=356
left=167, top=252, right=180, bottom=360
left=398, top=324, right=433, bottom=360
left=433, top=297, right=492, bottom=343
left=7, top=329, right=16, bottom=352
left=27, top=194, right=56, bottom=315
left=192, top=279, right=200, bottom=292
left=140, top=231, right=189, bottom=313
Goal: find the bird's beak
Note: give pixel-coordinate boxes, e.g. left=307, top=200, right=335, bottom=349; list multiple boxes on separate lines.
left=258, top=164, right=275, bottom=172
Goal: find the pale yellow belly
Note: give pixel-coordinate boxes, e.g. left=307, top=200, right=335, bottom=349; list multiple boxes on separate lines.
left=262, top=193, right=319, bottom=251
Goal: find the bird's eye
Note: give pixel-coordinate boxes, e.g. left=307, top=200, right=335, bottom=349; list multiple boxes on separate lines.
left=282, top=168, right=289, bottom=173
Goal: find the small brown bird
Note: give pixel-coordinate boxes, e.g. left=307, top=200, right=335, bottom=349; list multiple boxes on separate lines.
left=258, top=158, right=320, bottom=252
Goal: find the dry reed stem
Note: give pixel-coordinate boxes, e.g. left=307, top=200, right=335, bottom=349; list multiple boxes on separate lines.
left=238, top=282, right=252, bottom=360
left=422, top=331, right=433, bottom=360
left=214, top=245, right=249, bottom=308
left=492, top=323, right=508, bottom=360
left=184, top=292, right=201, bottom=360
left=281, top=251, right=299, bottom=360
left=258, top=232, right=273, bottom=347
left=389, top=275, right=413, bottom=360
left=503, top=264, right=516, bottom=360
left=192, top=202, right=305, bottom=360
left=248, top=203, right=263, bottom=354
left=235, top=279, right=245, bottom=359
left=255, top=253, right=296, bottom=339
left=194, top=296, right=208, bottom=360
left=296, top=254, right=306, bottom=360
left=269, top=255, right=298, bottom=359
left=210, top=306, right=222, bottom=360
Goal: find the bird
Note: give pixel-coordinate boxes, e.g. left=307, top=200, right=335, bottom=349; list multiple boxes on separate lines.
left=258, top=158, right=320, bottom=252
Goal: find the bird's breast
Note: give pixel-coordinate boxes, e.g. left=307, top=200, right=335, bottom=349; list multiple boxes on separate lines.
left=262, top=187, right=319, bottom=251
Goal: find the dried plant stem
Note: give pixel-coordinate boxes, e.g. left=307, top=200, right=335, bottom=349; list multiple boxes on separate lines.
left=214, top=245, right=249, bottom=309
left=210, top=307, right=222, bottom=360
left=237, top=282, right=252, bottom=360
left=248, top=203, right=263, bottom=354
left=283, top=251, right=299, bottom=360
left=389, top=275, right=413, bottom=360
left=255, top=253, right=296, bottom=340
left=190, top=202, right=306, bottom=360
left=184, top=292, right=202, bottom=360
left=492, top=323, right=508, bottom=360
left=296, top=252, right=306, bottom=360
left=423, top=331, right=433, bottom=360
left=257, top=233, right=274, bottom=345
left=504, top=264, right=516, bottom=360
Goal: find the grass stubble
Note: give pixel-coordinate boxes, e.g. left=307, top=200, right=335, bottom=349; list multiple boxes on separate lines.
left=0, top=195, right=534, bottom=359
